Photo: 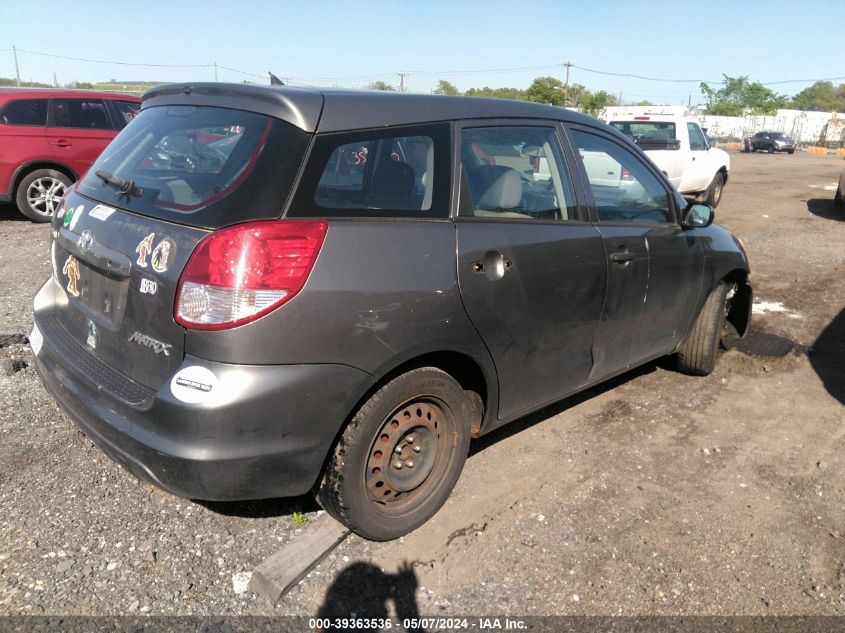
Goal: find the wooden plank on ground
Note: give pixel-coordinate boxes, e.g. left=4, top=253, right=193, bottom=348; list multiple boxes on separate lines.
left=249, top=513, right=351, bottom=606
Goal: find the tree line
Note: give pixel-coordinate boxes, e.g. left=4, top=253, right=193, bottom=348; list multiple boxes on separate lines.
left=373, top=75, right=845, bottom=116
left=4, top=73, right=843, bottom=115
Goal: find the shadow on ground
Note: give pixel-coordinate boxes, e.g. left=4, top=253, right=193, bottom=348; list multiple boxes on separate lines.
left=809, top=306, right=845, bottom=404
left=316, top=561, right=422, bottom=630
left=807, top=198, right=844, bottom=221
left=469, top=359, right=661, bottom=457
left=197, top=494, right=320, bottom=519
left=0, top=203, right=28, bottom=222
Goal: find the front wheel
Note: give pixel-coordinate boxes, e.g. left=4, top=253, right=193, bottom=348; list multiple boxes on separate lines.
left=677, top=283, right=729, bottom=376
left=15, top=169, right=71, bottom=222
left=787, top=149, right=795, bottom=155
left=705, top=172, right=724, bottom=208
left=317, top=367, right=472, bottom=541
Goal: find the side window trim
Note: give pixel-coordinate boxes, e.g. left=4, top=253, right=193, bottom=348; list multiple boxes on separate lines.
left=565, top=123, right=681, bottom=226
left=453, top=118, right=589, bottom=224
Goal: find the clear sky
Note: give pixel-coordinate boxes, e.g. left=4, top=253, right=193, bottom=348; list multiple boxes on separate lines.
left=1, top=0, right=843, bottom=104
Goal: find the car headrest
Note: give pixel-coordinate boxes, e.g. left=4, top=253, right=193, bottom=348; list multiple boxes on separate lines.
left=370, top=160, right=415, bottom=196
left=471, top=164, right=523, bottom=210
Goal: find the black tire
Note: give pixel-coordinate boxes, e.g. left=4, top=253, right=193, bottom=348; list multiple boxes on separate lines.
left=15, top=169, right=71, bottom=222
left=677, top=283, right=729, bottom=376
left=767, top=144, right=775, bottom=154
left=317, top=367, right=472, bottom=541
left=705, top=172, right=724, bottom=208
left=787, top=149, right=795, bottom=155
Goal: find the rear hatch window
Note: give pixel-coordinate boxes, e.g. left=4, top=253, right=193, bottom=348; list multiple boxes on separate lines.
left=75, top=105, right=311, bottom=229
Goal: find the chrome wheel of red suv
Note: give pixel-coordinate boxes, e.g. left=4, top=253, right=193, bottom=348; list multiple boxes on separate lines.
left=18, top=169, right=70, bottom=221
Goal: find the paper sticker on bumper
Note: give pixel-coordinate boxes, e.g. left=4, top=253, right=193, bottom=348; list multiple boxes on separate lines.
left=29, top=324, right=43, bottom=357
left=170, top=366, right=219, bottom=404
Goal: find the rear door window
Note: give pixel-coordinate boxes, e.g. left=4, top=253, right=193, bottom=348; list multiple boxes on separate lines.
left=75, top=104, right=311, bottom=228
left=0, top=99, right=47, bottom=126
left=111, top=100, right=141, bottom=128
left=51, top=99, right=112, bottom=130
left=459, top=125, right=577, bottom=221
left=288, top=123, right=451, bottom=218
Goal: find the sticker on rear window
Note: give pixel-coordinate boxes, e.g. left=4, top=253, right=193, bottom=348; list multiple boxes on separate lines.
left=170, top=366, right=219, bottom=404
left=29, top=324, right=43, bottom=357
left=89, top=204, right=116, bottom=221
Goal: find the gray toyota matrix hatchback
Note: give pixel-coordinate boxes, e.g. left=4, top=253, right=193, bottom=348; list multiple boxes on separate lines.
left=31, top=83, right=752, bottom=540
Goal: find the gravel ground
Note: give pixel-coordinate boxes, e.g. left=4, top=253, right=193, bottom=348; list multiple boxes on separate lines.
left=0, top=151, right=843, bottom=619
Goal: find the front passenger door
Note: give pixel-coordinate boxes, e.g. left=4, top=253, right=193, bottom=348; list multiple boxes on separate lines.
left=569, top=127, right=703, bottom=379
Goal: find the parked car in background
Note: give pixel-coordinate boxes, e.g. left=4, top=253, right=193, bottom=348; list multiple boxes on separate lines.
left=749, top=131, right=796, bottom=154
left=0, top=89, right=141, bottom=221
left=602, top=106, right=731, bottom=208
left=31, top=84, right=752, bottom=540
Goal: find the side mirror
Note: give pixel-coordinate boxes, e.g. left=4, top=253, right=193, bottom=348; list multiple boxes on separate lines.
left=681, top=202, right=714, bottom=228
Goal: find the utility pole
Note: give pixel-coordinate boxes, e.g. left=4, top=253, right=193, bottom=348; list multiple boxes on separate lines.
left=562, top=62, right=572, bottom=107
left=13, top=46, right=21, bottom=87
left=398, top=73, right=406, bottom=92
left=53, top=72, right=58, bottom=88
left=214, top=62, right=218, bottom=82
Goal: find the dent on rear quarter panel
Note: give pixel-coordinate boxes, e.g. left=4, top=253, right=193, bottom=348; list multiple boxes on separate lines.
left=184, top=220, right=495, bottom=378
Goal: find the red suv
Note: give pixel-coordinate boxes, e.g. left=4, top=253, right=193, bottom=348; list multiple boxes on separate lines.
left=0, top=89, right=141, bottom=221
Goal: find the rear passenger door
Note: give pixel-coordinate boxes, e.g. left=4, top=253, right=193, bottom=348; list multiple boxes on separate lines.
left=47, top=98, right=116, bottom=177
left=568, top=126, right=704, bottom=377
left=455, top=122, right=607, bottom=422
left=0, top=98, right=50, bottom=193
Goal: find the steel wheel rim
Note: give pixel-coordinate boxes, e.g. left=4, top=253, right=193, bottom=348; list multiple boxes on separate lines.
left=26, top=177, right=66, bottom=217
left=365, top=396, right=454, bottom=515
left=712, top=179, right=722, bottom=204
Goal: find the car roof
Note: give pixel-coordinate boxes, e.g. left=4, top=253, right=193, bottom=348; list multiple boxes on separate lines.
left=0, top=88, right=140, bottom=101
left=142, top=82, right=602, bottom=133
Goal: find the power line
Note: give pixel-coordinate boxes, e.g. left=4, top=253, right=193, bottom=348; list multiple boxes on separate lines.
left=571, top=63, right=718, bottom=84
left=14, top=47, right=214, bottom=68
left=7, top=48, right=845, bottom=90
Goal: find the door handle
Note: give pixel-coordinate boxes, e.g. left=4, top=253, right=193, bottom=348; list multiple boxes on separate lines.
left=52, top=140, right=73, bottom=148
left=472, top=251, right=512, bottom=281
left=608, top=250, right=635, bottom=264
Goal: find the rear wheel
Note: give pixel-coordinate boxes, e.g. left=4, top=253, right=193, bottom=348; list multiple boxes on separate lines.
left=705, top=172, right=724, bottom=208
left=15, top=169, right=71, bottom=222
left=317, top=367, right=472, bottom=541
left=677, top=283, right=729, bottom=376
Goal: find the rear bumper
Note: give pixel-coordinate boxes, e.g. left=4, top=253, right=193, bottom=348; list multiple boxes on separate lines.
left=32, top=279, right=372, bottom=501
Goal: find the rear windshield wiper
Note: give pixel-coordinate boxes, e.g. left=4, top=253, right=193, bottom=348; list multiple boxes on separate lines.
left=95, top=170, right=143, bottom=197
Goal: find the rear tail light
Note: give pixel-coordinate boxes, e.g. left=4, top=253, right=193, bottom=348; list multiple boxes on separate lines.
left=175, top=220, right=328, bottom=330
left=621, top=166, right=633, bottom=180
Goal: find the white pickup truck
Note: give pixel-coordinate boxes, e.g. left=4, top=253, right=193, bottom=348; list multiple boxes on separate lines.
left=601, top=106, right=730, bottom=207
